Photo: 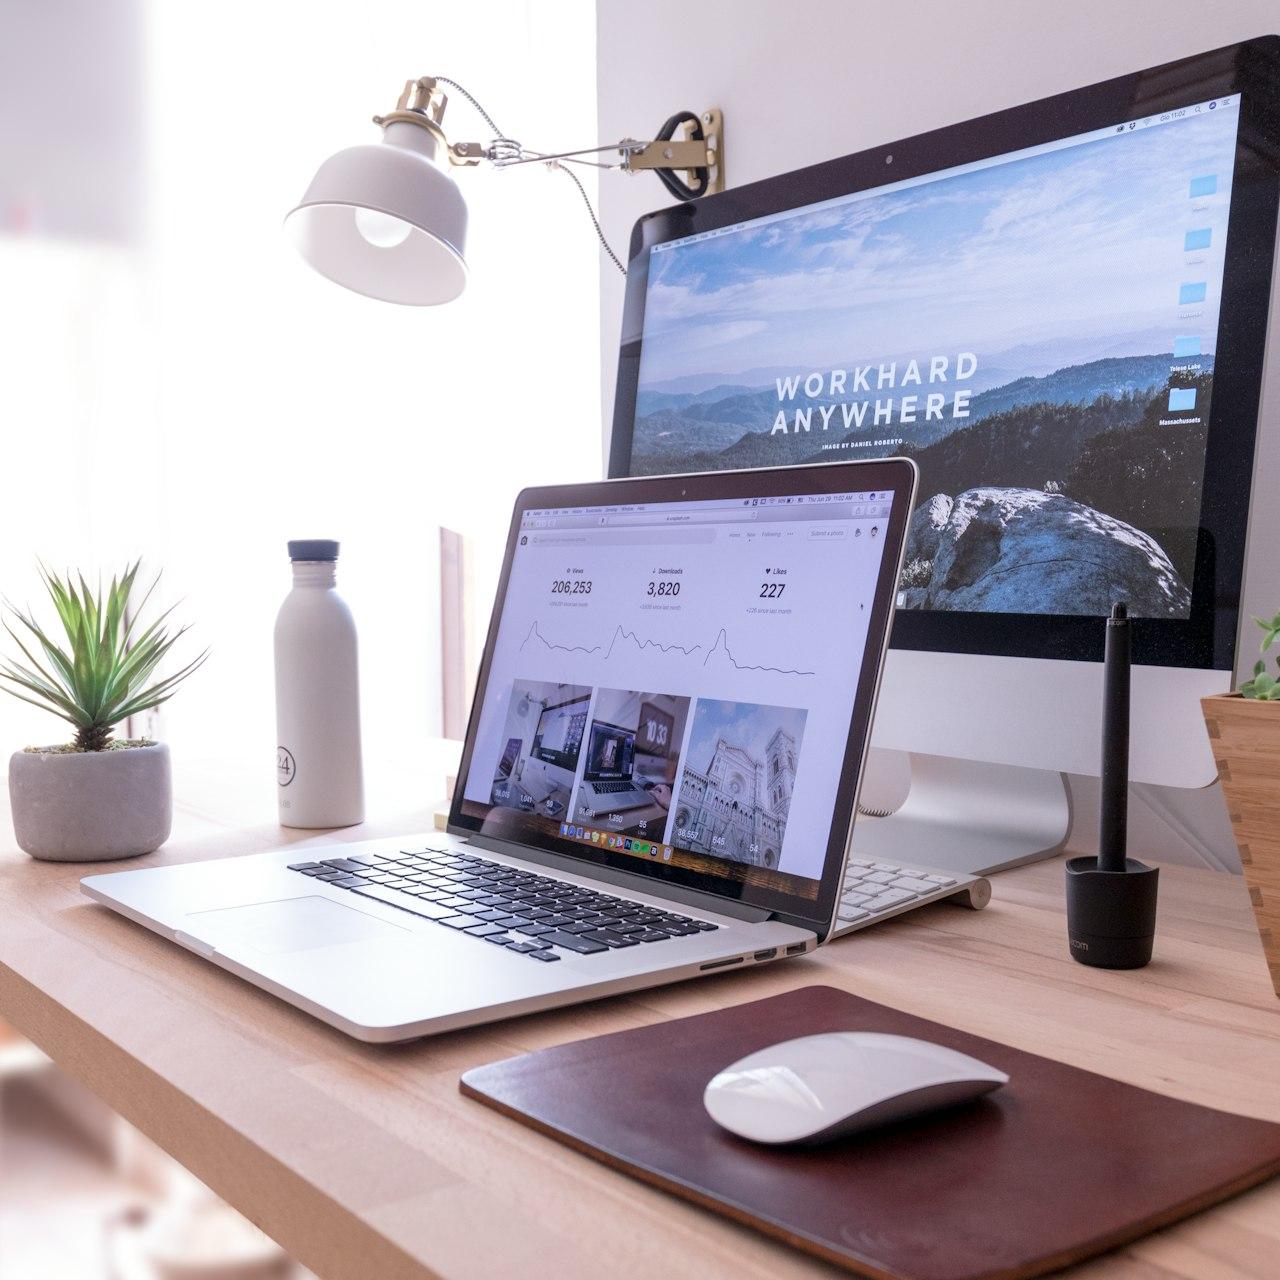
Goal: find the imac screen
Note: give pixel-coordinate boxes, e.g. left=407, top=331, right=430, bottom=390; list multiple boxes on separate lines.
left=631, top=97, right=1242, bottom=619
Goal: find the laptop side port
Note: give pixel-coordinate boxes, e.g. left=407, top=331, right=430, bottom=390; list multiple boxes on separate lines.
left=699, top=956, right=744, bottom=971
left=753, top=948, right=778, bottom=962
left=785, top=942, right=809, bottom=956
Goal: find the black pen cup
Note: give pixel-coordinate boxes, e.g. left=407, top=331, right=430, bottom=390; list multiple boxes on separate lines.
left=1065, top=856, right=1158, bottom=969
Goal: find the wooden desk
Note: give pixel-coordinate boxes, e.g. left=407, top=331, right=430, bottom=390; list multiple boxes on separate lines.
left=2, top=764, right=1279, bottom=1280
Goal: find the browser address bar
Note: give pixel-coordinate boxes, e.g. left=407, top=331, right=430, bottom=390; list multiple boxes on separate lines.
left=528, top=528, right=717, bottom=547
left=600, top=510, right=758, bottom=526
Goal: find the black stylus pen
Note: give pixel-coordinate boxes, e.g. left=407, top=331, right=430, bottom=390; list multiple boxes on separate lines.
left=1098, top=602, right=1130, bottom=874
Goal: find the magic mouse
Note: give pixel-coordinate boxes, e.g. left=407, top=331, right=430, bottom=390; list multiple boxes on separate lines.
left=703, top=1032, right=1009, bottom=1145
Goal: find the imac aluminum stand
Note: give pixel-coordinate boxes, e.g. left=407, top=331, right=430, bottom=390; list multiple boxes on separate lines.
left=852, top=753, right=1071, bottom=876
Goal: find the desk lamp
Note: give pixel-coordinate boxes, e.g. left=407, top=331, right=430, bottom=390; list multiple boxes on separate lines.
left=286, top=76, right=724, bottom=304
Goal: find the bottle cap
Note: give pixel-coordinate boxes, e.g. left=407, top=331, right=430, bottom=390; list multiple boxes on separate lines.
left=287, top=540, right=339, bottom=562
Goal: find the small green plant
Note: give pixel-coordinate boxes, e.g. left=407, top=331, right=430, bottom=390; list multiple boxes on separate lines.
left=0, top=562, right=207, bottom=751
left=1240, top=609, right=1280, bottom=701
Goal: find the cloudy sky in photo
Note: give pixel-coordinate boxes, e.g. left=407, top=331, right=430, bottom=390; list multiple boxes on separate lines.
left=683, top=698, right=807, bottom=777
left=638, top=104, right=1239, bottom=388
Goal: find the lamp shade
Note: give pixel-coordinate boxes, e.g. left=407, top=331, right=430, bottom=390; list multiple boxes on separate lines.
left=285, top=121, right=468, bottom=305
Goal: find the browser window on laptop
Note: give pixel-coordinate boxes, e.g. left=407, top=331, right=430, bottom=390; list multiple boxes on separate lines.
left=455, top=486, right=899, bottom=909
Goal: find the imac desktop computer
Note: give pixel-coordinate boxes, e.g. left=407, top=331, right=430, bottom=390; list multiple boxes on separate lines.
left=607, top=37, right=1280, bottom=875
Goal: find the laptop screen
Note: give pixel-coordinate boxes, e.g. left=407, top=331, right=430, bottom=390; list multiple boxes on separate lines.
left=454, top=470, right=906, bottom=918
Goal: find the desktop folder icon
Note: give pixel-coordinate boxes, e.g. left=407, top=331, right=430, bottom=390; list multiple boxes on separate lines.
left=1189, top=174, right=1218, bottom=198
left=1179, top=282, right=1207, bottom=305
left=1172, top=336, right=1202, bottom=358
left=1168, top=388, right=1197, bottom=412
left=1184, top=228, right=1212, bottom=252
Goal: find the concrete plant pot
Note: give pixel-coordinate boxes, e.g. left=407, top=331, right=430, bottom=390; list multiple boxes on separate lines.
left=8, top=742, right=172, bottom=862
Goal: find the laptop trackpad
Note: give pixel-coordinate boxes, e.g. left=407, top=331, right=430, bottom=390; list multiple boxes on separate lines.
left=189, top=895, right=409, bottom=955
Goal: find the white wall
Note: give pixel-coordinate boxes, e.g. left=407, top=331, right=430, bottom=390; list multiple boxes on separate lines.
left=595, top=0, right=1280, bottom=870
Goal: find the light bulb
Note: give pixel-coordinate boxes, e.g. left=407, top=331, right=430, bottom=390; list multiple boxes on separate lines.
left=354, top=207, right=413, bottom=248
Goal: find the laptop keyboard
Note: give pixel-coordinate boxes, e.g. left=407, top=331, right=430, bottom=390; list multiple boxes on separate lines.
left=588, top=780, right=645, bottom=795
left=287, top=845, right=719, bottom=962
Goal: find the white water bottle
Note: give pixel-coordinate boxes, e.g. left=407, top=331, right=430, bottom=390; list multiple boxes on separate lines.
left=274, top=540, right=364, bottom=828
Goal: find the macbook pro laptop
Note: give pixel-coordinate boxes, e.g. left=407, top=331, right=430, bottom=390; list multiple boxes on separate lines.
left=84, top=459, right=949, bottom=1043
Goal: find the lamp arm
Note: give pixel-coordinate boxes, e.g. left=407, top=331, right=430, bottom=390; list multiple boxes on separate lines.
left=392, top=77, right=722, bottom=275
left=383, top=76, right=722, bottom=190
left=486, top=143, right=629, bottom=169
left=450, top=135, right=719, bottom=185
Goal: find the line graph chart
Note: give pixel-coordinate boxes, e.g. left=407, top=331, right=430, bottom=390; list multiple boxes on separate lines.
left=519, top=620, right=815, bottom=677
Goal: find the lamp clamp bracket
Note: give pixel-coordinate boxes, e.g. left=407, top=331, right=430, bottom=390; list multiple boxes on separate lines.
left=621, top=108, right=724, bottom=194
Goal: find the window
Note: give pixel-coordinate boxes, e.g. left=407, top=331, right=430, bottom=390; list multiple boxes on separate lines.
left=0, top=1, right=602, bottom=778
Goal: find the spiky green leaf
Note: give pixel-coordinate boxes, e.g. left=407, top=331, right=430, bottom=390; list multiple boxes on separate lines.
left=0, top=562, right=206, bottom=749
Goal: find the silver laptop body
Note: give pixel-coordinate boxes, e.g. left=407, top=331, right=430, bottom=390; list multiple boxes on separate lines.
left=83, top=460, right=917, bottom=1042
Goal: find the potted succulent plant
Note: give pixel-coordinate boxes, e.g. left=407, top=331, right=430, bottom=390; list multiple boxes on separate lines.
left=2, top=563, right=206, bottom=862
left=1202, top=609, right=1280, bottom=997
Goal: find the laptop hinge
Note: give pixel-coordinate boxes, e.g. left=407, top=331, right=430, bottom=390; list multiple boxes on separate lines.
left=461, top=832, right=774, bottom=924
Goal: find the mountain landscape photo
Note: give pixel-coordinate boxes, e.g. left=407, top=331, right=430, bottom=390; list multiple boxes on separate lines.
left=631, top=355, right=1213, bottom=616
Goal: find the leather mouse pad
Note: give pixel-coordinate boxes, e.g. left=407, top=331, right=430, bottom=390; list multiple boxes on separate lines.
left=461, top=985, right=1280, bottom=1280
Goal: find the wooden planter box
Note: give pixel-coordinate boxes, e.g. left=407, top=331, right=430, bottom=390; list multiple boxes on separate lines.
left=1202, top=692, right=1280, bottom=997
